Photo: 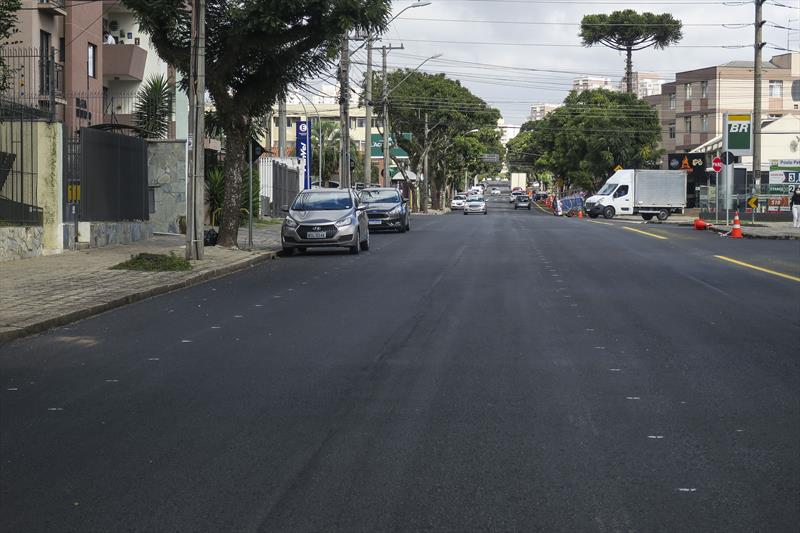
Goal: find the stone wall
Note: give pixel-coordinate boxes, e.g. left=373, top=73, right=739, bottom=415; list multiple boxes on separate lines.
left=77, top=221, right=153, bottom=248
left=0, top=227, right=43, bottom=262
left=148, top=140, right=187, bottom=233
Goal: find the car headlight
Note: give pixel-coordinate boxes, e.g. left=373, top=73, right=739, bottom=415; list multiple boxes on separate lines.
left=388, top=205, right=402, bottom=215
left=335, top=215, right=354, bottom=227
left=284, top=216, right=298, bottom=228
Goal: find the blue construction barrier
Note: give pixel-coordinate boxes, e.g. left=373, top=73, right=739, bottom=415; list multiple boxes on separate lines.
left=554, top=195, right=584, bottom=215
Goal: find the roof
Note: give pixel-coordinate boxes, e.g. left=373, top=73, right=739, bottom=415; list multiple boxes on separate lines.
left=720, top=60, right=779, bottom=69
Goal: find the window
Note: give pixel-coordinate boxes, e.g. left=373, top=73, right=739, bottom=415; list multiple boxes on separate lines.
left=668, top=93, right=676, bottom=110
left=668, top=123, right=676, bottom=139
left=87, top=43, right=97, bottom=78
left=273, top=117, right=279, bottom=127
left=701, top=81, right=709, bottom=99
left=769, top=80, right=783, bottom=97
left=700, top=114, right=709, bottom=132
left=613, top=185, right=629, bottom=198
left=349, top=117, right=357, bottom=129
left=59, top=38, right=65, bottom=62
left=684, top=116, right=692, bottom=133
left=286, top=117, right=293, bottom=127
left=357, top=118, right=365, bottom=128
left=684, top=83, right=692, bottom=99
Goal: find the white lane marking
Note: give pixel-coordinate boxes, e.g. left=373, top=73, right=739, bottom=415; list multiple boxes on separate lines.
left=47, top=407, right=64, bottom=411
left=736, top=429, right=744, bottom=432
left=273, top=295, right=281, bottom=299
left=255, top=304, right=263, bottom=307
left=181, top=340, right=192, bottom=343
left=626, top=396, right=641, bottom=400
left=148, top=357, right=160, bottom=361
left=647, top=435, right=664, bottom=439
left=609, top=368, right=622, bottom=372
left=211, top=326, right=221, bottom=329
left=594, top=346, right=606, bottom=350
left=677, top=488, right=697, bottom=492
left=586, top=328, right=595, bottom=331
left=105, top=379, right=119, bottom=383
left=233, top=315, right=244, bottom=318
left=167, top=309, right=175, bottom=313
left=7, top=388, right=18, bottom=391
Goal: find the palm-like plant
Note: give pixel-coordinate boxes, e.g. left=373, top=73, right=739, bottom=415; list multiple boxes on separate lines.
left=133, top=74, right=174, bottom=138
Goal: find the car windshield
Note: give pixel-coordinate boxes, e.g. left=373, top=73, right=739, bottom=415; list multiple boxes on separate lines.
left=291, top=191, right=352, bottom=210
left=469, top=197, right=485, bottom=202
left=516, top=196, right=529, bottom=201
left=361, top=190, right=400, bottom=203
left=597, top=183, right=618, bottom=195
left=454, top=196, right=466, bottom=200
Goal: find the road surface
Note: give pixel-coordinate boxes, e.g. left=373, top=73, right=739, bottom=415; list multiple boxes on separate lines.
left=2, top=199, right=798, bottom=531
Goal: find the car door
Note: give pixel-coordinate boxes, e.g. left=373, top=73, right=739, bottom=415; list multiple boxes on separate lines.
left=353, top=192, right=368, bottom=236
left=613, top=184, right=631, bottom=213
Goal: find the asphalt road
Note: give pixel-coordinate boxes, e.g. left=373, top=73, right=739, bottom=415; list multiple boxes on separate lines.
left=2, top=200, right=799, bottom=532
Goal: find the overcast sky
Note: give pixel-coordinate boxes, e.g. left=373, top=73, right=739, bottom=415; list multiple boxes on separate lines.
left=339, top=0, right=799, bottom=125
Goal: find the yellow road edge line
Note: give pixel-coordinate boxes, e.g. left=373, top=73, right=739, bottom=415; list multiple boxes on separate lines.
left=533, top=201, right=551, bottom=214
left=622, top=226, right=668, bottom=240
left=713, top=255, right=800, bottom=283
left=588, top=220, right=613, bottom=226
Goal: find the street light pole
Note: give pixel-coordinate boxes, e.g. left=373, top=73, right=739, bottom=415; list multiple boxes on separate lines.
left=186, top=0, right=205, bottom=260
left=363, top=34, right=373, bottom=185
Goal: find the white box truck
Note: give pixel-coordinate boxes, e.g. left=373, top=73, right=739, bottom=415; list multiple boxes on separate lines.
left=584, top=169, right=686, bottom=221
left=510, top=172, right=527, bottom=191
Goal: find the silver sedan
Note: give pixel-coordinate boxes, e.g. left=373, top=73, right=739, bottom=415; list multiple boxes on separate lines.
left=281, top=189, right=370, bottom=255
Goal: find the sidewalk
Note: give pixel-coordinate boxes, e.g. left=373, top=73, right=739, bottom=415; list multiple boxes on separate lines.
left=0, top=224, right=282, bottom=343
left=615, top=214, right=800, bottom=240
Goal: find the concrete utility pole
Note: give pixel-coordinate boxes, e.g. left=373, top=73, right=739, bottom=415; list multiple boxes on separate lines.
left=186, top=0, right=205, bottom=260
left=363, top=34, right=373, bottom=185
left=278, top=99, right=287, bottom=158
left=339, top=33, right=351, bottom=188
left=752, top=0, right=765, bottom=191
left=423, top=111, right=429, bottom=213
left=382, top=45, right=390, bottom=187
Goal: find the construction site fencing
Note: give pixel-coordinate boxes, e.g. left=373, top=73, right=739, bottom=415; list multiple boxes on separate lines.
left=258, top=157, right=304, bottom=217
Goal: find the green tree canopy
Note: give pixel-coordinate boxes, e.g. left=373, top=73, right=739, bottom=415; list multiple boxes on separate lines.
left=0, top=0, right=22, bottom=92
left=372, top=70, right=501, bottom=210
left=506, top=89, right=662, bottom=192
left=580, top=10, right=682, bottom=93
left=122, top=0, right=391, bottom=247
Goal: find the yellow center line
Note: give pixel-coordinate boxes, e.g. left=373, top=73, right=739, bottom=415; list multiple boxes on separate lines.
left=714, top=255, right=800, bottom=283
left=622, top=226, right=668, bottom=240
left=533, top=201, right=551, bottom=214
left=588, top=220, right=613, bottom=226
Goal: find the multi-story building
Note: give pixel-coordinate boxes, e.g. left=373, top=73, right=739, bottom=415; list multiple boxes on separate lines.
left=497, top=119, right=520, bottom=144
left=619, top=71, right=668, bottom=99
left=572, top=75, right=617, bottom=94
left=652, top=52, right=799, bottom=155
left=528, top=103, right=561, bottom=122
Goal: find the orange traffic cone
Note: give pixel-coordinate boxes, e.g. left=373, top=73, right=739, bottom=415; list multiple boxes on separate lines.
left=694, top=218, right=711, bottom=230
left=729, top=211, right=743, bottom=239
left=578, top=209, right=584, bottom=219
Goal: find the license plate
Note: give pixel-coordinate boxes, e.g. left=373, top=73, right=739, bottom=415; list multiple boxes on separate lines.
left=369, top=220, right=382, bottom=225
left=306, top=231, right=327, bottom=239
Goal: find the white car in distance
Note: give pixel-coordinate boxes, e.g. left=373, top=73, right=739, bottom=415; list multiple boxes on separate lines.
left=450, top=194, right=467, bottom=210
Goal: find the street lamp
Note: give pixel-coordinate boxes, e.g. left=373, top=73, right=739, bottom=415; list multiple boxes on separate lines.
left=382, top=52, right=442, bottom=187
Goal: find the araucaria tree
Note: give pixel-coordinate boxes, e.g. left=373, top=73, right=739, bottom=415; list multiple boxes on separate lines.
left=580, top=10, right=682, bottom=93
left=122, top=0, right=391, bottom=247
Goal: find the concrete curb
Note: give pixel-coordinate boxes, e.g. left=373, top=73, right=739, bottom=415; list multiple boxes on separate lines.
left=0, top=250, right=280, bottom=345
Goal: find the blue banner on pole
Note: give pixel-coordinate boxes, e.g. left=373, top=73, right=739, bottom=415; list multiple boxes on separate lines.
left=296, top=120, right=312, bottom=189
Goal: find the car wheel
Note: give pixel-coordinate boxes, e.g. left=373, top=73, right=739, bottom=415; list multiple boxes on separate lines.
left=463, top=211, right=468, bottom=215
left=656, top=209, right=669, bottom=221
left=399, top=216, right=407, bottom=233
left=406, top=218, right=411, bottom=231
left=360, top=230, right=370, bottom=251
left=641, top=213, right=654, bottom=221
left=349, top=231, right=360, bottom=255
left=603, top=206, right=616, bottom=219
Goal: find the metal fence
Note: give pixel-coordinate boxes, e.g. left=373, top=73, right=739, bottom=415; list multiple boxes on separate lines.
left=0, top=47, right=63, bottom=121
left=259, top=157, right=303, bottom=217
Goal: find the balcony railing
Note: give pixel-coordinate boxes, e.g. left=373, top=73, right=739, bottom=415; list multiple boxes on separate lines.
left=37, top=0, right=66, bottom=16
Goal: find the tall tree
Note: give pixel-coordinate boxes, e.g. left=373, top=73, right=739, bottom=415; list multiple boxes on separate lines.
left=372, top=70, right=500, bottom=209
left=0, top=0, right=22, bottom=93
left=122, top=0, right=391, bottom=247
left=580, top=10, right=682, bottom=93
left=506, top=89, right=662, bottom=192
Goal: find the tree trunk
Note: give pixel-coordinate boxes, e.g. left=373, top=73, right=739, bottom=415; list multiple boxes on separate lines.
left=625, top=47, right=634, bottom=94
left=431, top=180, right=441, bottom=210
left=217, top=120, right=247, bottom=248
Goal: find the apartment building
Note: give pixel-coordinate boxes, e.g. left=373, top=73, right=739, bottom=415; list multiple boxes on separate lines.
left=619, top=71, right=668, bottom=99
left=529, top=103, right=561, bottom=122
left=652, top=52, right=799, bottom=155
left=572, top=75, right=617, bottom=94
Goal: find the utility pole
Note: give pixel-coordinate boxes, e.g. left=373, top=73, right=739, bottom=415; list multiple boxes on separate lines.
left=339, top=34, right=351, bottom=188
left=278, top=98, right=287, bottom=158
left=752, top=0, right=765, bottom=196
left=423, top=111, right=429, bottom=213
left=247, top=140, right=253, bottom=249
left=363, top=35, right=373, bottom=185
left=379, top=43, right=403, bottom=187
left=186, top=0, right=205, bottom=260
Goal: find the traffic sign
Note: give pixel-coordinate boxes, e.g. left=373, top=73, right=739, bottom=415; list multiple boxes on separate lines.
left=747, top=196, right=758, bottom=209
left=480, top=153, right=499, bottom=163
left=721, top=151, right=736, bottom=164
left=712, top=157, right=723, bottom=173
left=613, top=164, right=623, bottom=171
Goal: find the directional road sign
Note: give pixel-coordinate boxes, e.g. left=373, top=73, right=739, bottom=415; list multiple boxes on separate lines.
left=747, top=196, right=758, bottom=209
left=721, top=151, right=736, bottom=164
left=712, top=157, right=723, bottom=173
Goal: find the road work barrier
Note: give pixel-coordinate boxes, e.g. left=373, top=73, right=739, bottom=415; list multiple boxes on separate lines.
left=555, top=196, right=584, bottom=216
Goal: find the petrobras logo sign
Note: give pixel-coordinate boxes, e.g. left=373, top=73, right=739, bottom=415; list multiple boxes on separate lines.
left=296, top=120, right=312, bottom=189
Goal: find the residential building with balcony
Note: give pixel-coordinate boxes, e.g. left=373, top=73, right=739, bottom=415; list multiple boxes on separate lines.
left=572, top=75, right=617, bottom=94
left=528, top=103, right=561, bottom=122
left=651, top=52, right=799, bottom=157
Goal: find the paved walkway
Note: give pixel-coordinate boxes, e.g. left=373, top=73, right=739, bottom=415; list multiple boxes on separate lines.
left=0, top=225, right=282, bottom=343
